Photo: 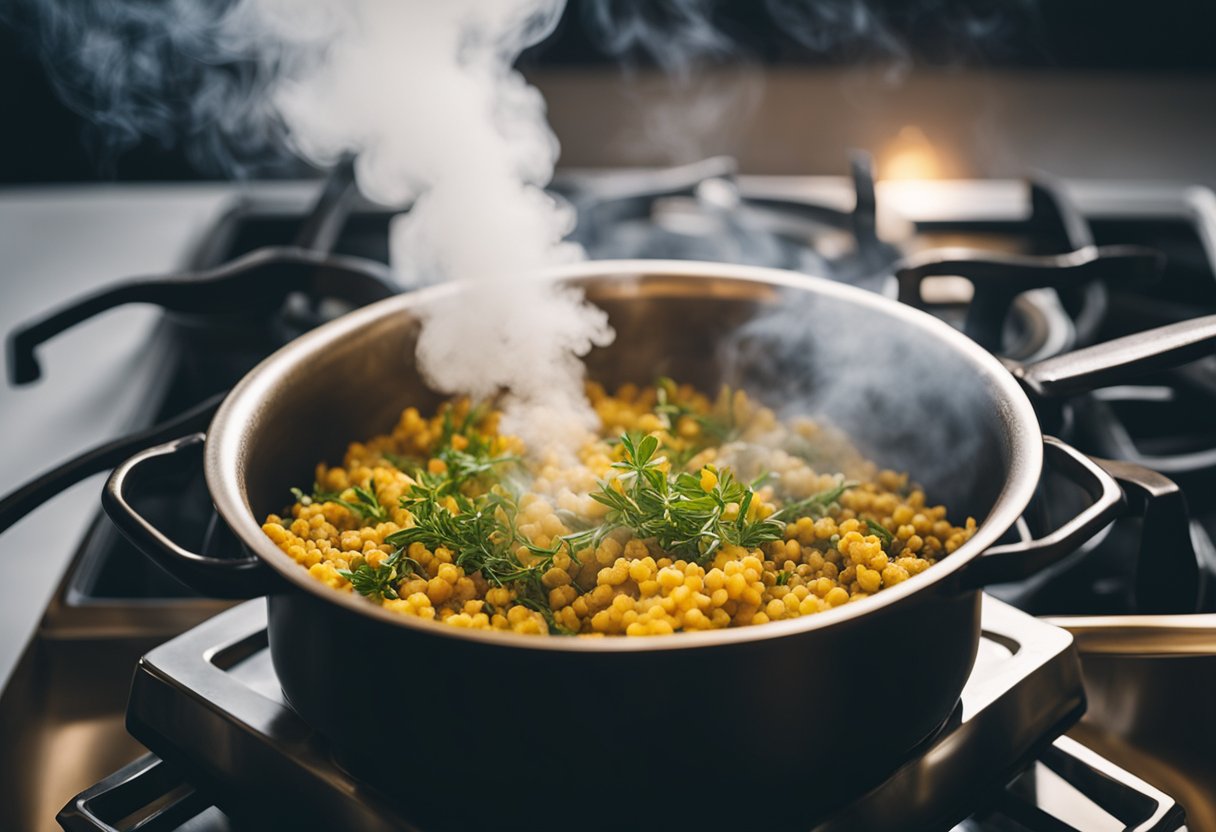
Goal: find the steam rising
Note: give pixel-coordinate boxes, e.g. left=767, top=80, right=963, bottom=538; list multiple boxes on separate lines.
left=766, top=0, right=908, bottom=81
left=584, top=0, right=1039, bottom=76
left=7, top=0, right=294, bottom=176
left=17, top=0, right=614, bottom=453
left=583, top=0, right=734, bottom=78
left=229, top=0, right=615, bottom=450
left=719, top=291, right=993, bottom=514
left=582, top=0, right=762, bottom=164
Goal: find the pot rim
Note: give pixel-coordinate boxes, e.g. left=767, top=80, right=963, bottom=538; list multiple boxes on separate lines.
left=207, top=259, right=1043, bottom=652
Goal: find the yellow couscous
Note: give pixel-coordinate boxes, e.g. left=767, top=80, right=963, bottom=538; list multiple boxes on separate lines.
left=262, top=380, right=976, bottom=636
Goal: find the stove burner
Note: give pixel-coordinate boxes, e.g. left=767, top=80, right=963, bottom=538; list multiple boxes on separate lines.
left=894, top=175, right=1165, bottom=360
left=52, top=597, right=1178, bottom=832
left=1080, top=380, right=1216, bottom=477
left=566, top=157, right=1169, bottom=365
left=1027, top=178, right=1110, bottom=348
left=566, top=152, right=902, bottom=287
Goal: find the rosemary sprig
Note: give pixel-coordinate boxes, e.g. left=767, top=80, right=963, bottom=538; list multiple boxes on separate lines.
left=864, top=517, right=905, bottom=556
left=387, top=490, right=521, bottom=584
left=332, top=402, right=570, bottom=627
left=348, top=486, right=389, bottom=523
left=411, top=403, right=519, bottom=497
left=439, top=402, right=489, bottom=447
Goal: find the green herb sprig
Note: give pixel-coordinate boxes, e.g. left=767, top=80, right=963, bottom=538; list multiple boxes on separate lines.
left=653, top=378, right=740, bottom=467
left=581, top=433, right=785, bottom=564
left=291, top=484, right=389, bottom=523
left=383, top=485, right=570, bottom=622
left=771, top=478, right=855, bottom=523
left=387, top=490, right=539, bottom=586
left=336, top=550, right=421, bottom=601
left=865, top=518, right=894, bottom=546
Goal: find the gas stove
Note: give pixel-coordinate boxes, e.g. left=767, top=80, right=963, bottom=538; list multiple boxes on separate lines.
left=1, top=155, right=1214, bottom=831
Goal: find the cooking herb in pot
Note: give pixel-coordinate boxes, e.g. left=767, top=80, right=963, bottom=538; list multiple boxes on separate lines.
left=262, top=381, right=976, bottom=636
left=291, top=484, right=388, bottom=524
left=338, top=550, right=415, bottom=601
left=572, top=432, right=785, bottom=564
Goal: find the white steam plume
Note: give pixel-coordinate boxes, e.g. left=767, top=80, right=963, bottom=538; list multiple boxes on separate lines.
left=225, top=0, right=614, bottom=452
left=11, top=0, right=615, bottom=453
left=14, top=0, right=622, bottom=453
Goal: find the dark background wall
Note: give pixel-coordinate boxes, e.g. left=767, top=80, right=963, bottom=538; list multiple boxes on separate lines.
left=2, top=0, right=1215, bottom=183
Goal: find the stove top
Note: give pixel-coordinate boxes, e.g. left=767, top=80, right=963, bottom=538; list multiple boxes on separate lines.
left=2, top=154, right=1215, bottom=831
left=55, top=596, right=1181, bottom=832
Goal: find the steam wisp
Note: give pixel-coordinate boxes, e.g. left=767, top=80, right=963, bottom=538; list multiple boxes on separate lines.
left=579, top=0, right=1040, bottom=163
left=234, top=0, right=615, bottom=452
left=12, top=0, right=615, bottom=454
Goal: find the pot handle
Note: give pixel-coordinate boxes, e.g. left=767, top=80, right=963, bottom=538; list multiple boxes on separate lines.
left=102, top=433, right=273, bottom=599
left=962, top=436, right=1123, bottom=589
left=0, top=392, right=224, bottom=536
left=1012, top=314, right=1216, bottom=398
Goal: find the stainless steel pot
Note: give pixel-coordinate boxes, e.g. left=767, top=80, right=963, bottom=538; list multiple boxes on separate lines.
left=102, top=260, right=1216, bottom=831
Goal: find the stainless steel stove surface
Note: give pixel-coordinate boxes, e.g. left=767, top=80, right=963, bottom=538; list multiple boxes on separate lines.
left=2, top=156, right=1215, bottom=831
left=53, top=596, right=1180, bottom=832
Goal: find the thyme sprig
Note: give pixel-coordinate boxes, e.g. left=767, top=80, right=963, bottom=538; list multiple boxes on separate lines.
left=667, top=379, right=740, bottom=443
left=336, top=550, right=422, bottom=601
left=866, top=518, right=894, bottom=546
left=652, top=377, right=739, bottom=467
left=387, top=489, right=546, bottom=587
left=864, top=517, right=906, bottom=556
left=426, top=404, right=520, bottom=496
left=582, top=433, right=785, bottom=564
left=291, top=484, right=389, bottom=523
left=383, top=485, right=571, bottom=628
left=323, top=401, right=547, bottom=615
left=771, top=478, right=855, bottom=522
